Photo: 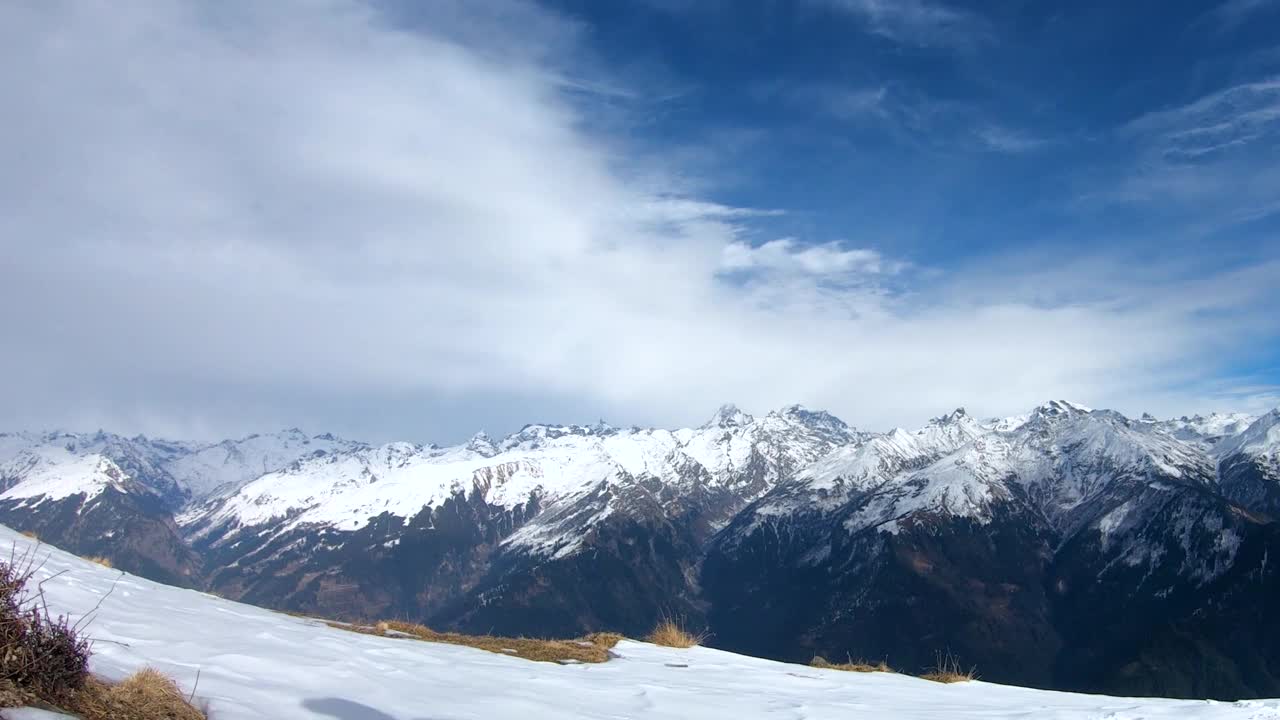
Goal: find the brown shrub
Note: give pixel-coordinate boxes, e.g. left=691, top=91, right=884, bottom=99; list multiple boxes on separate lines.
left=810, top=655, right=893, bottom=673
left=18, top=532, right=38, bottom=542
left=330, top=619, right=623, bottom=664
left=83, top=556, right=114, bottom=569
left=920, top=651, right=977, bottom=684
left=645, top=617, right=703, bottom=649
left=0, top=557, right=91, bottom=697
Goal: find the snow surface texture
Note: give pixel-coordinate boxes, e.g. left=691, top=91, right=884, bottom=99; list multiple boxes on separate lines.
left=0, top=710, right=77, bottom=720
left=2, top=526, right=1276, bottom=720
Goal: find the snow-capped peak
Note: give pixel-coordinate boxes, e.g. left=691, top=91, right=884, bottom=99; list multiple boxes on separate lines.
left=986, top=413, right=1031, bottom=432
left=465, top=431, right=499, bottom=457
left=1215, top=408, right=1280, bottom=459
left=1033, top=400, right=1093, bottom=417
left=0, top=448, right=133, bottom=505
left=704, top=403, right=754, bottom=429
left=772, top=405, right=851, bottom=437
left=929, top=407, right=969, bottom=425
left=913, top=408, right=983, bottom=451
left=498, top=423, right=618, bottom=452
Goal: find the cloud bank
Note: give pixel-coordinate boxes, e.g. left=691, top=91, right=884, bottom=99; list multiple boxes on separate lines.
left=0, top=0, right=1275, bottom=442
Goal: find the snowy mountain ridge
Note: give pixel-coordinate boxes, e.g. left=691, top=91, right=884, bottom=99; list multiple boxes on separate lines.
left=3, top=401, right=1280, bottom=698
left=0, top=427, right=367, bottom=506
left=2, top=401, right=1277, bottom=542
left=181, top=403, right=863, bottom=559
left=730, top=400, right=1228, bottom=542
left=0, top=446, right=133, bottom=506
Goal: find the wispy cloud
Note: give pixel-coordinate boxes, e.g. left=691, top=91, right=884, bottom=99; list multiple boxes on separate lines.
left=0, top=0, right=1274, bottom=442
left=819, top=0, right=992, bottom=49
left=1093, top=76, right=1280, bottom=228
left=1206, top=0, right=1279, bottom=30
left=775, top=83, right=1047, bottom=155
left=975, top=125, right=1049, bottom=154
left=819, top=86, right=890, bottom=120
left=1128, top=78, right=1280, bottom=160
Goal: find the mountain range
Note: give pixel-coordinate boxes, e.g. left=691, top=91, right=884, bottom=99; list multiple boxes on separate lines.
left=1, top=401, right=1278, bottom=699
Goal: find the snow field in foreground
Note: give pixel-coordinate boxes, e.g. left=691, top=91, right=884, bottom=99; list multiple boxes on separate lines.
left=2, top=525, right=1277, bottom=720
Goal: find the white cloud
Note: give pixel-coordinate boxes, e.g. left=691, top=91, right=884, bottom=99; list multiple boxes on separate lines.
left=720, top=239, right=893, bottom=276
left=0, top=0, right=1275, bottom=442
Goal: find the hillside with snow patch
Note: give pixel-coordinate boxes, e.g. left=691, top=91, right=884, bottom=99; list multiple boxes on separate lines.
left=3, top=525, right=1277, bottom=720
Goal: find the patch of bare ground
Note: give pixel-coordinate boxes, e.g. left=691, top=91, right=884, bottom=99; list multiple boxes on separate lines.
left=810, top=656, right=894, bottom=673
left=326, top=619, right=625, bottom=664
left=920, top=651, right=978, bottom=684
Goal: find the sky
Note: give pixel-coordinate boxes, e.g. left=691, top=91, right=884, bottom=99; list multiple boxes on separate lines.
left=2, top=0, right=1279, bottom=444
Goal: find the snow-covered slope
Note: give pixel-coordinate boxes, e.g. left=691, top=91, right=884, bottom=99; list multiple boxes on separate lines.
left=1154, top=412, right=1259, bottom=447
left=1005, top=402, right=1217, bottom=532
left=4, top=525, right=1274, bottom=720
left=0, top=447, right=202, bottom=587
left=0, top=431, right=189, bottom=506
left=729, top=408, right=983, bottom=539
left=1215, top=409, right=1280, bottom=461
left=163, top=429, right=366, bottom=500
left=0, top=429, right=366, bottom=505
left=1215, top=410, right=1280, bottom=516
left=737, top=401, right=1220, bottom=540
left=0, top=447, right=132, bottom=506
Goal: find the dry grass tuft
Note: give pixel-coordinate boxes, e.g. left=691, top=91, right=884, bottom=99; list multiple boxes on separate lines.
left=920, top=651, right=977, bottom=684
left=645, top=617, right=704, bottom=649
left=82, top=556, right=114, bottom=569
left=583, top=632, right=624, bottom=649
left=68, top=669, right=205, bottom=720
left=810, top=655, right=893, bottom=673
left=329, top=619, right=624, bottom=664
left=18, top=531, right=38, bottom=541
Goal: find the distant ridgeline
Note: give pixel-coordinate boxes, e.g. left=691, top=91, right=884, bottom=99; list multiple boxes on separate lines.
left=2, top=402, right=1279, bottom=700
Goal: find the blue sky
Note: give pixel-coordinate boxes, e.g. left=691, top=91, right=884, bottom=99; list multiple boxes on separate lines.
left=1, top=0, right=1278, bottom=441
left=535, top=0, right=1280, bottom=261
